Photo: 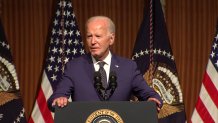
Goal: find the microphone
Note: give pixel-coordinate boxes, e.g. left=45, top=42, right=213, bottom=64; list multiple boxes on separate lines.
left=93, top=71, right=103, bottom=91
left=94, top=71, right=117, bottom=101
left=107, top=71, right=117, bottom=99
left=94, top=71, right=106, bottom=101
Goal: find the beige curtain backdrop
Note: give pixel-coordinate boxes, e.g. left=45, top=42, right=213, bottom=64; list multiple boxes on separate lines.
left=0, top=0, right=218, bottom=121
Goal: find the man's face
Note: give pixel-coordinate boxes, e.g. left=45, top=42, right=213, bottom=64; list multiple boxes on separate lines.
left=86, top=20, right=114, bottom=60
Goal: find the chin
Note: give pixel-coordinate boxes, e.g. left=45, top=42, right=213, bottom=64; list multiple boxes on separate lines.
left=91, top=53, right=99, bottom=58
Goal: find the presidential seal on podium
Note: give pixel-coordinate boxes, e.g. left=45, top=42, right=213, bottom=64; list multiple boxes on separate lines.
left=86, top=109, right=124, bottom=123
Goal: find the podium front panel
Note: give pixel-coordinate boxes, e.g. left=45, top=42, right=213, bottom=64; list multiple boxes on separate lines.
left=54, top=101, right=158, bottom=123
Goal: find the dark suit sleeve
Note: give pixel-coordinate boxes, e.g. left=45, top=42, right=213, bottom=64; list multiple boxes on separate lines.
left=131, top=61, right=163, bottom=107
left=47, top=62, right=74, bottom=111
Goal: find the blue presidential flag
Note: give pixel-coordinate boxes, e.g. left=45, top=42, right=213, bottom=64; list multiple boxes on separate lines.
left=132, top=0, right=186, bottom=122
left=0, top=19, right=27, bottom=123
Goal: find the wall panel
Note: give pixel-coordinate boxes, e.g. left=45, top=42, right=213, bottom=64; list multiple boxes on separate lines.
left=166, top=0, right=218, bottom=120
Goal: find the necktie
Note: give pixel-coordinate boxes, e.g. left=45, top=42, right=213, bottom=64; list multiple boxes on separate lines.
left=98, top=61, right=107, bottom=89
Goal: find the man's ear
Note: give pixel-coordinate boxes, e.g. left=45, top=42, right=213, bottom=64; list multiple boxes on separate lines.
left=109, top=33, right=115, bottom=45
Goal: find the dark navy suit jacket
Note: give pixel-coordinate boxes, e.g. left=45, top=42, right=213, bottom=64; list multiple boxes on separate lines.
left=48, top=53, right=162, bottom=110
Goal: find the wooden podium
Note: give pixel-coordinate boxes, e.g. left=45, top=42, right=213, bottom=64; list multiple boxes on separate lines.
left=54, top=101, right=158, bottom=123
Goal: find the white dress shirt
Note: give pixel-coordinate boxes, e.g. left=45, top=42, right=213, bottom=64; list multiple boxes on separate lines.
left=91, top=52, right=112, bottom=83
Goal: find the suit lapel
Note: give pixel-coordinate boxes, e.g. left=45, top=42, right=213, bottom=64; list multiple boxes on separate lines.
left=110, top=55, right=120, bottom=79
left=84, top=53, right=95, bottom=83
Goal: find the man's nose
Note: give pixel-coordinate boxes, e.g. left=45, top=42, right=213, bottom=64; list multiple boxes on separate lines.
left=91, top=37, right=96, bottom=44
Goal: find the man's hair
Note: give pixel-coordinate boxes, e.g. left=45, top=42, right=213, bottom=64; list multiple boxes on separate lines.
left=86, top=16, right=115, bottom=33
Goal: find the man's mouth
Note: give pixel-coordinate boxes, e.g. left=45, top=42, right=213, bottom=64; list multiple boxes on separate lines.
left=90, top=47, right=98, bottom=51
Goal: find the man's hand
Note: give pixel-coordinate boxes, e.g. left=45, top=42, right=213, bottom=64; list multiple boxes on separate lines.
left=52, top=97, right=68, bottom=108
left=148, top=97, right=162, bottom=112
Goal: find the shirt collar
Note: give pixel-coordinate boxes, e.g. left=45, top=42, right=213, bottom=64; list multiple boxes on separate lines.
left=91, top=51, right=112, bottom=65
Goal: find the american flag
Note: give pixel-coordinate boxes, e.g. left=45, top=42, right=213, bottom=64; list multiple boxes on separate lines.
left=191, top=24, right=218, bottom=123
left=28, top=0, right=85, bottom=122
left=0, top=19, right=26, bottom=122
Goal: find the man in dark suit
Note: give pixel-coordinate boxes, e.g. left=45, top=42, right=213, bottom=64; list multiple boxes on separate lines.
left=48, top=16, right=162, bottom=111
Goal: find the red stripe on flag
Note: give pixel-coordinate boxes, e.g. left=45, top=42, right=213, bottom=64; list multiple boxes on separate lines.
left=37, top=87, right=54, bottom=123
left=195, top=97, right=214, bottom=123
left=28, top=117, right=34, bottom=123
left=203, top=72, right=218, bottom=108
